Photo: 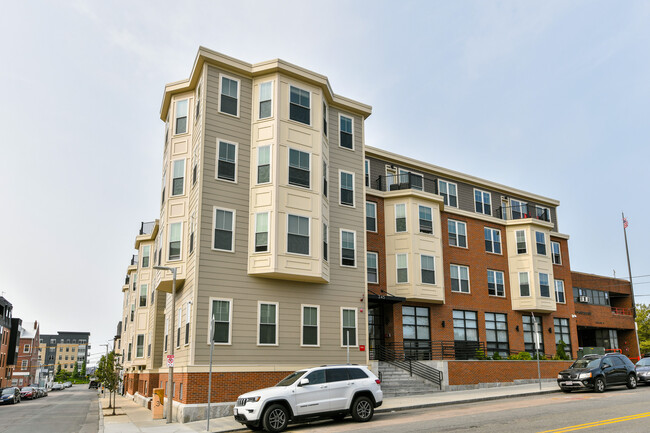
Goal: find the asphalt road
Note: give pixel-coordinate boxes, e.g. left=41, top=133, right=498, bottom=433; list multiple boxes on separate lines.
left=282, top=384, right=650, bottom=433
left=0, top=386, right=98, bottom=433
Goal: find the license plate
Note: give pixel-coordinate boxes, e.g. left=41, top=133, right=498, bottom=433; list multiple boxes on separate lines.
left=564, top=381, right=573, bottom=385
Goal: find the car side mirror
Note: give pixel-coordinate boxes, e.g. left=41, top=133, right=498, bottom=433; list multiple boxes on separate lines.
left=298, top=378, right=310, bottom=386
left=603, top=363, right=611, bottom=369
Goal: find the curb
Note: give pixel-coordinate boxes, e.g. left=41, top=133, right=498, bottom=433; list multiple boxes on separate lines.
left=375, top=388, right=560, bottom=414
left=98, top=396, right=104, bottom=433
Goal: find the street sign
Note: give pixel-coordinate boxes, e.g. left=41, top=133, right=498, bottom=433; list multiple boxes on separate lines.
left=166, top=355, right=174, bottom=367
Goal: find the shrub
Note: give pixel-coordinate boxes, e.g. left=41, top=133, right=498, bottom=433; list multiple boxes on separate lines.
left=492, top=352, right=502, bottom=360
left=555, top=340, right=570, bottom=360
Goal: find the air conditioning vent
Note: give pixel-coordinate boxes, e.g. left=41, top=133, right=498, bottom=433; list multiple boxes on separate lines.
left=579, top=296, right=590, bottom=303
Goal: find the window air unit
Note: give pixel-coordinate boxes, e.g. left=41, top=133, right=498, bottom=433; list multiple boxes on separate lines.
left=579, top=296, right=589, bottom=303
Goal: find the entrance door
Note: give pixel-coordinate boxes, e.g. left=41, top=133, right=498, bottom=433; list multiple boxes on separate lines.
left=368, top=305, right=385, bottom=358
left=402, top=306, right=431, bottom=360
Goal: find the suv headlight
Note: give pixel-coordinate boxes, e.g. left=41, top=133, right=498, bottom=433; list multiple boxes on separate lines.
left=557, top=374, right=562, bottom=379
left=578, top=372, right=592, bottom=380
left=243, top=396, right=261, bottom=404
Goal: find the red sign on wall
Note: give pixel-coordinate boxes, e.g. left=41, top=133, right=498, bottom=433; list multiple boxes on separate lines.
left=359, top=345, right=365, bottom=352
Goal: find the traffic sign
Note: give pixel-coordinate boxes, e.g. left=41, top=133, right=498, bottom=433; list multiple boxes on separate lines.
left=166, top=355, right=174, bottom=367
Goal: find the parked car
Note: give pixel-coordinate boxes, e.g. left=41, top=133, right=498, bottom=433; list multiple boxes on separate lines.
left=0, top=387, right=20, bottom=404
left=635, top=357, right=650, bottom=385
left=51, top=383, right=64, bottom=391
left=557, top=353, right=638, bottom=393
left=88, top=380, right=100, bottom=389
left=38, top=387, right=48, bottom=397
left=234, top=365, right=383, bottom=432
left=63, top=381, right=72, bottom=388
left=20, top=386, right=36, bottom=400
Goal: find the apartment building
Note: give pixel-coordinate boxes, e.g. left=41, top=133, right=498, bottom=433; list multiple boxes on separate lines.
left=40, top=331, right=90, bottom=376
left=12, top=320, right=40, bottom=387
left=0, top=298, right=19, bottom=388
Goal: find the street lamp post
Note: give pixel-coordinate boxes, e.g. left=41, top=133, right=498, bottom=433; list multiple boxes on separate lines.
left=154, top=266, right=177, bottom=424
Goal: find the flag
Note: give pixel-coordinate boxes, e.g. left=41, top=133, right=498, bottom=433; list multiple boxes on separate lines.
left=623, top=217, right=629, bottom=229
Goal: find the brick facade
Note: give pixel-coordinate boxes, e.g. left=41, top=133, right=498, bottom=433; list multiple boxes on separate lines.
left=447, top=360, right=573, bottom=385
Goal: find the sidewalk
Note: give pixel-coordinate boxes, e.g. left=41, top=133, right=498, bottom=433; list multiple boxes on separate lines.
left=99, top=382, right=560, bottom=432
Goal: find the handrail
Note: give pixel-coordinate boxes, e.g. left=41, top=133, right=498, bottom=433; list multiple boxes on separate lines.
left=373, top=344, right=443, bottom=389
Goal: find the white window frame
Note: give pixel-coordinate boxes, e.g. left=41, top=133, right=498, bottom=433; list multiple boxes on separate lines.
left=535, top=231, right=547, bottom=256
left=539, top=272, right=551, bottom=298
left=448, top=219, right=468, bottom=248
left=300, top=304, right=320, bottom=347
left=322, top=222, right=328, bottom=262
left=168, top=222, right=183, bottom=261
left=515, top=230, right=527, bottom=254
left=136, top=334, right=145, bottom=358
left=286, top=214, right=310, bottom=256
left=510, top=199, right=528, bottom=219
left=142, top=245, right=151, bottom=268
left=367, top=252, right=379, bottom=284
left=218, top=73, right=241, bottom=117
left=340, top=307, right=358, bottom=348
left=366, top=201, right=377, bottom=232
left=212, top=207, right=235, bottom=253
left=484, top=227, right=502, bottom=254
left=450, top=264, right=470, bottom=293
left=194, top=79, right=202, bottom=123
left=257, top=301, right=279, bottom=347
left=551, top=241, right=562, bottom=265
left=474, top=188, right=492, bottom=215
left=438, top=179, right=458, bottom=207
left=254, top=212, right=270, bottom=253
left=21, top=360, right=28, bottom=368
left=340, top=229, right=357, bottom=268
left=208, top=297, right=233, bottom=345
left=164, top=316, right=169, bottom=352
left=322, top=100, right=328, bottom=137
left=420, top=254, right=436, bottom=285
left=487, top=269, right=505, bottom=297
left=171, top=159, right=186, bottom=197
left=338, top=114, right=354, bottom=150
left=23, top=344, right=30, bottom=353
left=174, top=99, right=189, bottom=135
left=364, top=159, right=370, bottom=187
left=396, top=253, right=409, bottom=284
left=258, top=80, right=273, bottom=120
left=555, top=280, right=566, bottom=304
left=519, top=272, right=530, bottom=297
left=176, top=307, right=182, bottom=348
left=257, top=145, right=271, bottom=185
left=339, top=170, right=355, bottom=207
left=418, top=205, right=433, bottom=234
left=535, top=205, right=551, bottom=222
left=289, top=85, right=311, bottom=126
left=288, top=148, right=311, bottom=189
left=216, top=139, right=238, bottom=183
left=139, top=284, right=147, bottom=308
left=395, top=203, right=407, bottom=233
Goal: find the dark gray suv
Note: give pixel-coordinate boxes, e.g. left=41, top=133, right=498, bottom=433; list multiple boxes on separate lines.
left=557, top=353, right=638, bottom=393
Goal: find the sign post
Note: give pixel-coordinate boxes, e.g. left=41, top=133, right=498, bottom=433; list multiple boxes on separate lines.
left=531, top=312, right=542, bottom=390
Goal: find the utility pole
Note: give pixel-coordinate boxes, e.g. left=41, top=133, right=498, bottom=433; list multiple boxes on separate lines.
left=154, top=266, right=177, bottom=424
left=622, top=212, right=642, bottom=361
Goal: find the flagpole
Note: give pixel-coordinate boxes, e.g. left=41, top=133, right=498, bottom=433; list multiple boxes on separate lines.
left=622, top=212, right=641, bottom=360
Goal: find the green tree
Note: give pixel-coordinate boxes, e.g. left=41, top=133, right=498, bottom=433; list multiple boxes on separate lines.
left=554, top=340, right=570, bottom=360
left=96, top=353, right=121, bottom=414
left=636, top=304, right=650, bottom=355
left=81, top=361, right=87, bottom=378
left=72, top=362, right=79, bottom=380
left=55, top=368, right=71, bottom=383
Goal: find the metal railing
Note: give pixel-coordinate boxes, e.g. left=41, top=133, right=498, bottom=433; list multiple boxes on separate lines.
left=124, top=275, right=130, bottom=285
left=497, top=205, right=550, bottom=222
left=611, top=307, right=634, bottom=316
left=130, top=254, right=138, bottom=266
left=372, top=344, right=443, bottom=389
left=374, top=172, right=435, bottom=194
left=139, top=221, right=156, bottom=235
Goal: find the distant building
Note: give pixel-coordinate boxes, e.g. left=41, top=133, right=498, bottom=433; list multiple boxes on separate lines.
left=12, top=320, right=40, bottom=387
left=0, top=297, right=17, bottom=388
left=39, top=331, right=90, bottom=377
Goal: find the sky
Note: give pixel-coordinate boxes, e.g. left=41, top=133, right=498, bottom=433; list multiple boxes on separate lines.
left=1, top=1, right=649, bottom=366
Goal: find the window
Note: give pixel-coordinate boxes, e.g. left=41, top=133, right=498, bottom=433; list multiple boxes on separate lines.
left=342, top=308, right=357, bottom=346
left=255, top=213, right=269, bottom=252
left=551, top=241, right=561, bottom=265
left=367, top=252, right=378, bottom=283
left=487, top=270, right=505, bottom=297
left=177, top=307, right=182, bottom=348
left=395, top=204, right=407, bottom=232
left=519, top=272, right=530, bottom=297
left=339, top=115, right=353, bottom=149
left=474, top=189, right=492, bottom=215
left=185, top=302, right=191, bottom=345
left=217, top=140, right=237, bottom=182
left=139, top=284, right=147, bottom=307
left=402, top=306, right=430, bottom=347
left=484, top=228, right=501, bottom=254
left=396, top=253, right=408, bottom=283
left=448, top=220, right=467, bottom=248
left=288, top=148, right=310, bottom=188
left=219, top=75, right=239, bottom=116
left=364, top=159, right=370, bottom=187
left=161, top=170, right=167, bottom=205
left=174, top=99, right=188, bottom=134
left=523, top=315, right=543, bottom=354
left=168, top=222, right=182, bottom=260
left=302, top=306, right=319, bottom=346
left=516, top=230, right=527, bottom=254
left=132, top=272, right=137, bottom=291
left=510, top=199, right=528, bottom=219
left=287, top=215, right=309, bottom=255
left=322, top=223, right=328, bottom=261
left=340, top=171, right=354, bottom=206
left=259, top=81, right=273, bottom=119
left=419, top=206, right=433, bottom=234
left=23, top=345, right=30, bottom=354
left=257, top=145, right=271, bottom=184
left=453, top=310, right=478, bottom=342
left=535, top=232, right=546, bottom=255
left=322, top=101, right=328, bottom=136
left=438, top=180, right=458, bottom=207
left=341, top=230, right=356, bottom=267
left=421, top=255, right=435, bottom=285
left=210, top=299, right=231, bottom=344
left=213, top=208, right=234, bottom=251
left=147, top=331, right=151, bottom=357
left=258, top=302, right=278, bottom=345
left=485, top=313, right=509, bottom=357
left=322, top=160, right=328, bottom=197
left=450, top=264, right=470, bottom=293
left=136, top=335, right=144, bottom=358
left=21, top=360, right=28, bottom=368
left=535, top=205, right=551, bottom=222
left=539, top=273, right=550, bottom=297
left=127, top=343, right=132, bottom=361
left=194, top=80, right=202, bottom=123
left=130, top=304, right=135, bottom=321
left=366, top=202, right=377, bottom=232
left=555, top=280, right=565, bottom=303
left=171, top=159, right=185, bottom=196
left=289, top=85, right=310, bottom=125
left=142, top=245, right=150, bottom=268
left=189, top=212, right=196, bottom=255
left=554, top=318, right=571, bottom=355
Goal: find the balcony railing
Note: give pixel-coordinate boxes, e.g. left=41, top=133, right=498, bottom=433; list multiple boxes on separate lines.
left=611, top=307, right=633, bottom=316
left=130, top=255, right=138, bottom=266
left=374, top=172, right=437, bottom=194
left=124, top=275, right=130, bottom=285
left=139, top=221, right=156, bottom=236
left=370, top=341, right=556, bottom=361
left=497, top=205, right=550, bottom=222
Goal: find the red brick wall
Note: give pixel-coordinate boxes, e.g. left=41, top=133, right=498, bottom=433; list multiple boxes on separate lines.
left=447, top=360, right=573, bottom=385
left=366, top=195, right=386, bottom=296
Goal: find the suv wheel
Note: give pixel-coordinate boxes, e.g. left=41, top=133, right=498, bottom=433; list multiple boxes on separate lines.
left=262, top=404, right=288, bottom=433
left=594, top=377, right=606, bottom=393
left=627, top=374, right=637, bottom=389
left=351, top=396, right=374, bottom=422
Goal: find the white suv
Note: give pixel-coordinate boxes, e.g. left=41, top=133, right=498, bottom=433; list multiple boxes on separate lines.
left=233, top=365, right=383, bottom=432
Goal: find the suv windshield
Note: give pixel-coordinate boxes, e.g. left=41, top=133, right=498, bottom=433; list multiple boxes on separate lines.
left=571, top=358, right=601, bottom=369
left=1, top=388, right=14, bottom=395
left=276, top=371, right=307, bottom=387
left=637, top=358, right=650, bottom=367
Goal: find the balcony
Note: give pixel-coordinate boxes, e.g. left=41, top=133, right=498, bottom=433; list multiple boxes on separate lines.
left=497, top=205, right=550, bottom=222
left=374, top=172, right=436, bottom=194
left=611, top=307, right=634, bottom=316
left=139, top=221, right=156, bottom=236
left=130, top=255, right=138, bottom=266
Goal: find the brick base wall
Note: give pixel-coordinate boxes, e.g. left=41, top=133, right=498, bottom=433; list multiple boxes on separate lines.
left=447, top=360, right=573, bottom=385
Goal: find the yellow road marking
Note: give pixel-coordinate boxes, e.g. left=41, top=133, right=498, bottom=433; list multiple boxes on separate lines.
left=538, top=412, right=650, bottom=432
